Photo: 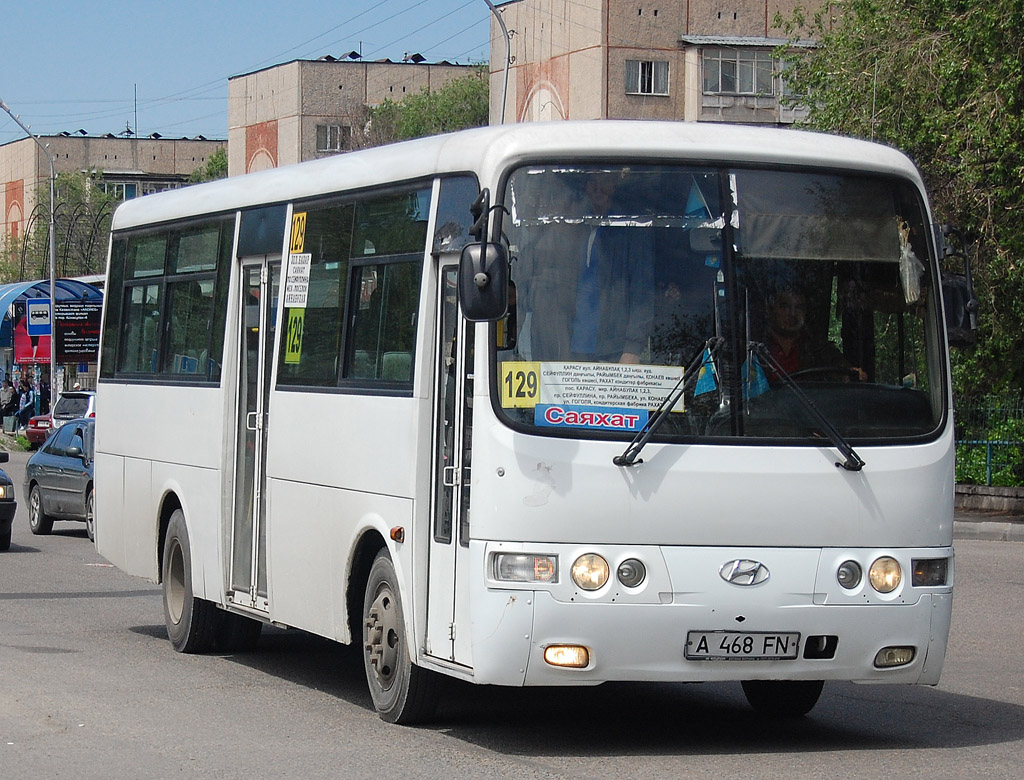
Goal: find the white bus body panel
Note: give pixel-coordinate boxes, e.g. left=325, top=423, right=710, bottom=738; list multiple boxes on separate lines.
left=95, top=383, right=229, bottom=590
left=471, top=406, right=954, bottom=550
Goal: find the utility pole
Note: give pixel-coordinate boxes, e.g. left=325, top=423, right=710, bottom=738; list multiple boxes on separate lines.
left=1, top=98, right=59, bottom=409
left=482, top=0, right=512, bottom=124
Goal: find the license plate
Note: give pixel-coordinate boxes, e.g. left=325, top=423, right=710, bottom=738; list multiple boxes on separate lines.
left=685, top=631, right=800, bottom=660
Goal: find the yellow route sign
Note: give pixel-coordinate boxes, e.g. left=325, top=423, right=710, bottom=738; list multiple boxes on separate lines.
left=289, top=212, right=307, bottom=253
left=284, top=308, right=305, bottom=364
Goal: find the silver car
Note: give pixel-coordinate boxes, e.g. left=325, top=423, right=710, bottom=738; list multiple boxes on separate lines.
left=50, top=390, right=95, bottom=433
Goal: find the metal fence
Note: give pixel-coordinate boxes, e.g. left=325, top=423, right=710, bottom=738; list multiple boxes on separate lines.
left=954, top=395, right=1024, bottom=486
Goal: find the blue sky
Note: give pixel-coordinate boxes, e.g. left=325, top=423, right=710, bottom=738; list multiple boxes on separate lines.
left=0, top=0, right=492, bottom=143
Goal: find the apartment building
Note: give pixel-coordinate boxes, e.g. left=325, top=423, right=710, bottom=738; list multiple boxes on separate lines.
left=488, top=0, right=822, bottom=125
left=227, top=55, right=478, bottom=176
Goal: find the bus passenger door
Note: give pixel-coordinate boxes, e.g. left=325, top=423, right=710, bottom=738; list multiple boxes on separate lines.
left=426, top=264, right=474, bottom=667
left=229, top=256, right=280, bottom=613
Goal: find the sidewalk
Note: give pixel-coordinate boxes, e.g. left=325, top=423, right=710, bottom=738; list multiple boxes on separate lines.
left=954, top=508, right=1024, bottom=541
left=954, top=484, right=1024, bottom=541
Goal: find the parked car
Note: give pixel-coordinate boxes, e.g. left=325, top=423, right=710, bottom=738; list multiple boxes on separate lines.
left=25, top=418, right=95, bottom=541
left=50, top=390, right=95, bottom=433
left=26, top=413, right=52, bottom=448
left=0, top=452, right=16, bottom=551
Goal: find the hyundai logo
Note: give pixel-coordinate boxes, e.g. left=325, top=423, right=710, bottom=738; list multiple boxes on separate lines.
left=719, top=559, right=770, bottom=586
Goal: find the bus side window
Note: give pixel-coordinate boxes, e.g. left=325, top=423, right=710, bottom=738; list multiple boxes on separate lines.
left=348, top=260, right=420, bottom=383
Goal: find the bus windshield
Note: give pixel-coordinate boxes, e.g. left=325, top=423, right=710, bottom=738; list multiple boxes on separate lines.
left=496, top=164, right=945, bottom=442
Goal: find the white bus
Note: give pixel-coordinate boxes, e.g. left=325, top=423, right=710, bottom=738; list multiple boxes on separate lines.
left=96, top=121, right=973, bottom=723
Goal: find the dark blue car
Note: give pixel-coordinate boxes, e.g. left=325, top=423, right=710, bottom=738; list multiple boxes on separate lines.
left=0, top=452, right=16, bottom=550
left=25, top=417, right=95, bottom=541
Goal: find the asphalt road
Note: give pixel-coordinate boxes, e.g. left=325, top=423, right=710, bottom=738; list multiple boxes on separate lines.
left=3, top=448, right=1024, bottom=779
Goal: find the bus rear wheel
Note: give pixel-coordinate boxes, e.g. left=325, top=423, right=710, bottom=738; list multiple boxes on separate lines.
left=162, top=509, right=219, bottom=653
left=741, top=679, right=824, bottom=717
left=362, top=550, right=437, bottom=724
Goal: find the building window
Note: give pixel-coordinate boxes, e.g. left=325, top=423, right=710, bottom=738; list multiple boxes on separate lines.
left=317, top=124, right=351, bottom=152
left=625, top=60, right=669, bottom=96
left=101, top=181, right=138, bottom=200
left=702, top=48, right=775, bottom=95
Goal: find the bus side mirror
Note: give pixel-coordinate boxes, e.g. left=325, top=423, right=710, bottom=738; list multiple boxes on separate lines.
left=458, top=242, right=508, bottom=322
left=942, top=274, right=978, bottom=348
left=939, top=224, right=978, bottom=348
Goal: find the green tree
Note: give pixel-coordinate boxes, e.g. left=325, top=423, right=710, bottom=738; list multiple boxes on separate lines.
left=19, top=170, right=117, bottom=281
left=362, top=67, right=489, bottom=147
left=188, top=146, right=228, bottom=183
left=777, top=0, right=1024, bottom=398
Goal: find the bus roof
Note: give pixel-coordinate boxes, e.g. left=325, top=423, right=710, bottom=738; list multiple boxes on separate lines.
left=110, top=120, right=924, bottom=231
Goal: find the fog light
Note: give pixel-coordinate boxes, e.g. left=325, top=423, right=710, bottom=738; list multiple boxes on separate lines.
left=836, top=560, right=862, bottom=589
left=874, top=646, right=915, bottom=668
left=912, top=558, right=948, bottom=587
left=493, top=553, right=558, bottom=583
left=571, top=554, right=609, bottom=590
left=616, top=558, right=646, bottom=588
left=544, top=644, right=590, bottom=668
left=869, top=556, right=902, bottom=593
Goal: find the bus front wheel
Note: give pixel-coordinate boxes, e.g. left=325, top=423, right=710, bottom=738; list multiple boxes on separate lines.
left=162, top=509, right=219, bottom=653
left=741, top=679, right=824, bottom=717
left=362, top=550, right=437, bottom=724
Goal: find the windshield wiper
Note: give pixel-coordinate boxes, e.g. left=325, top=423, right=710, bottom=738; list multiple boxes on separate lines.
left=748, top=341, right=865, bottom=472
left=614, top=337, right=723, bottom=467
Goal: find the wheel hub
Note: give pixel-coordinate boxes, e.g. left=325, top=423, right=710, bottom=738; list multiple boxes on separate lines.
left=365, top=587, right=400, bottom=689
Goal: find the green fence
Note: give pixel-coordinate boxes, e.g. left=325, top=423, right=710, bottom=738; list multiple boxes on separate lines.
left=954, top=395, right=1024, bottom=487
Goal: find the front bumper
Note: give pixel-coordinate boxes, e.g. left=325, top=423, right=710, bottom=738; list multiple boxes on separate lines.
left=469, top=542, right=953, bottom=688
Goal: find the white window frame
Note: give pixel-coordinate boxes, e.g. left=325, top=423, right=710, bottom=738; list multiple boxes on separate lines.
left=702, top=48, right=776, bottom=96
left=625, top=60, right=670, bottom=96
left=316, top=124, right=351, bottom=153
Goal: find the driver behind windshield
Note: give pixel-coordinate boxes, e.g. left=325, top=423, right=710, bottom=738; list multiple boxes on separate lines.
left=764, top=286, right=866, bottom=382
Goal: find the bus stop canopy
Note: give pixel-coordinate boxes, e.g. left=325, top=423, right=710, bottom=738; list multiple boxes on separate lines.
left=0, top=279, right=104, bottom=348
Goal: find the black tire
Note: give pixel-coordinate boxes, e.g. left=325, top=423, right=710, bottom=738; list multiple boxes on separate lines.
left=0, top=525, right=10, bottom=551
left=162, top=509, right=219, bottom=653
left=741, top=680, right=824, bottom=717
left=85, top=489, right=95, bottom=542
left=362, top=550, right=438, bottom=724
left=216, top=611, right=263, bottom=653
left=28, top=484, right=53, bottom=535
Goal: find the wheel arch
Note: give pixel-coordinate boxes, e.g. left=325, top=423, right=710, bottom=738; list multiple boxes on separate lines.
left=345, top=528, right=389, bottom=645
left=156, top=491, right=184, bottom=585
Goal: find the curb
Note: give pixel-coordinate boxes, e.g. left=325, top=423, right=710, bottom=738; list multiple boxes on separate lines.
left=954, top=514, right=1024, bottom=542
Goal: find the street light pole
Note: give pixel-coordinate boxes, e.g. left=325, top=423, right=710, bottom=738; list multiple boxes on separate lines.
left=1, top=98, right=58, bottom=410
left=482, top=0, right=512, bottom=124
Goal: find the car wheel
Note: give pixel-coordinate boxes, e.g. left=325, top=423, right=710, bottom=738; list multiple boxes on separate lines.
left=362, top=549, right=438, bottom=724
left=0, top=525, right=10, bottom=551
left=85, top=490, right=95, bottom=542
left=162, top=509, right=219, bottom=653
left=28, top=485, right=54, bottom=535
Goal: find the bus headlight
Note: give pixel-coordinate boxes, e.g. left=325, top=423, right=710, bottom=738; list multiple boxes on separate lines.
left=493, top=553, right=558, bottom=583
left=571, top=553, right=609, bottom=590
left=869, top=556, right=902, bottom=593
left=836, top=560, right=862, bottom=589
left=544, top=644, right=590, bottom=668
left=912, top=558, right=948, bottom=586
left=616, top=558, right=646, bottom=588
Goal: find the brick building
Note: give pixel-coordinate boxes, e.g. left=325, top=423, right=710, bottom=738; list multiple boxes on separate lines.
left=488, top=0, right=823, bottom=125
left=227, top=55, right=478, bottom=176
left=1, top=133, right=225, bottom=248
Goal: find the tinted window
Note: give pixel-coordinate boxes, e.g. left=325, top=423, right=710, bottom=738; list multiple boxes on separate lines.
left=44, top=424, right=76, bottom=456
left=53, top=394, right=92, bottom=418
left=104, top=218, right=233, bottom=382
left=278, top=185, right=428, bottom=389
